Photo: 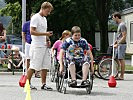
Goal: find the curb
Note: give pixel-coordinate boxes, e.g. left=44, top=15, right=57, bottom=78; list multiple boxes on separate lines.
left=0, top=72, right=23, bottom=75
left=0, top=70, right=133, bottom=75
left=125, top=70, right=133, bottom=74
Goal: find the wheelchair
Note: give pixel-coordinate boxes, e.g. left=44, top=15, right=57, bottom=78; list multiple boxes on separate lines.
left=49, top=49, right=59, bottom=82
left=55, top=56, right=94, bottom=94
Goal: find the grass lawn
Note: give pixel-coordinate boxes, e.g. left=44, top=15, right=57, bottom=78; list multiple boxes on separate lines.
left=125, top=65, right=133, bottom=70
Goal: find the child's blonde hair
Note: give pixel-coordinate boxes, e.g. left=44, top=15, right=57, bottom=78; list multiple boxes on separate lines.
left=60, top=30, right=71, bottom=40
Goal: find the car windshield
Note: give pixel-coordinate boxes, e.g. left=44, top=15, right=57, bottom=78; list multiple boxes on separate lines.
left=11, top=39, right=22, bottom=45
left=6, top=35, right=21, bottom=44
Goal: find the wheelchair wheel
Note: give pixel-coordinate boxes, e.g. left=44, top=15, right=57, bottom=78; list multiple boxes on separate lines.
left=49, top=67, right=56, bottom=82
left=86, top=87, right=91, bottom=94
left=50, top=57, right=58, bottom=82
left=50, top=69, right=56, bottom=82
left=90, top=74, right=94, bottom=90
left=98, top=58, right=118, bottom=80
left=63, top=87, right=66, bottom=94
left=56, top=72, right=65, bottom=92
left=56, top=72, right=61, bottom=91
left=86, top=72, right=93, bottom=94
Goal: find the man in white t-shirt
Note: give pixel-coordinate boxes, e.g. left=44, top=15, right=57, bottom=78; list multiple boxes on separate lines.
left=27, top=1, right=53, bottom=90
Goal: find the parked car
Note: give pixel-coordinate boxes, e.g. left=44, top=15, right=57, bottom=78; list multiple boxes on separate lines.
left=6, top=38, right=22, bottom=49
left=5, top=35, right=22, bottom=56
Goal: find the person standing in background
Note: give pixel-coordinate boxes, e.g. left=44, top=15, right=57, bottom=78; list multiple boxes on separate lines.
left=112, top=12, right=127, bottom=80
left=22, top=13, right=34, bottom=70
left=0, top=22, right=6, bottom=65
left=22, top=13, right=40, bottom=78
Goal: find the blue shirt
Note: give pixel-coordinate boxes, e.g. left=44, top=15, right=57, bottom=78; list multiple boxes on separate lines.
left=22, top=21, right=32, bottom=44
left=62, top=37, right=89, bottom=61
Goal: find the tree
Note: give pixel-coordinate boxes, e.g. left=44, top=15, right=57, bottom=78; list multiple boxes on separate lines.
left=93, top=0, right=125, bottom=52
left=47, top=0, right=97, bottom=45
left=0, top=2, right=21, bottom=34
left=125, top=0, right=133, bottom=7
left=93, top=0, right=111, bottom=52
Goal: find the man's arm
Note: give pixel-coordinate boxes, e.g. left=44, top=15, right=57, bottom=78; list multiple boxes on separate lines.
left=114, top=31, right=127, bottom=48
left=30, top=27, right=52, bottom=37
left=118, top=31, right=127, bottom=44
left=22, top=32, right=26, bottom=43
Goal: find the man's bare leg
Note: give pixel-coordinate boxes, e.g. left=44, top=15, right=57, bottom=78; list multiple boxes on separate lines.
left=119, top=59, right=125, bottom=79
left=115, top=59, right=121, bottom=77
left=41, top=69, right=47, bottom=85
left=27, top=68, right=35, bottom=84
left=41, top=69, right=53, bottom=90
left=26, top=59, right=30, bottom=69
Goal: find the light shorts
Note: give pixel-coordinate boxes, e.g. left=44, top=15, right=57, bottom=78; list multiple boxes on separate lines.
left=29, top=46, right=51, bottom=71
left=115, top=44, right=126, bottom=59
left=68, top=61, right=90, bottom=68
left=25, top=42, right=31, bottom=59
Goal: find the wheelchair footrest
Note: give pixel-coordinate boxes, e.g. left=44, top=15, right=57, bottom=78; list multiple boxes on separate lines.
left=69, top=84, right=90, bottom=88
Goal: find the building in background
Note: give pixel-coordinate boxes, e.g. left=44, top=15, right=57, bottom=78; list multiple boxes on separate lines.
left=122, top=7, right=133, bottom=54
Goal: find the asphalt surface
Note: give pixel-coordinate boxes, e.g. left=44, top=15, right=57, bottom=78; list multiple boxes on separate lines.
left=0, top=73, right=133, bottom=100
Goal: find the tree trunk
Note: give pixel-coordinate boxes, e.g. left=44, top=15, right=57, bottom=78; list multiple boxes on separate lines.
left=94, top=0, right=111, bottom=53
left=89, top=25, right=95, bottom=47
left=100, top=23, right=109, bottom=52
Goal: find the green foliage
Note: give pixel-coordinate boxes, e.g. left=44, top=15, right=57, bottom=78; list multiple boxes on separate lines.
left=125, top=65, right=133, bottom=70
left=0, top=2, right=21, bottom=22
left=110, top=0, right=125, bottom=12
left=0, top=2, right=21, bottom=35
left=125, top=0, right=133, bottom=7
left=109, top=0, right=126, bottom=20
left=0, top=0, right=126, bottom=49
left=47, top=0, right=97, bottom=45
left=108, top=24, right=117, bottom=31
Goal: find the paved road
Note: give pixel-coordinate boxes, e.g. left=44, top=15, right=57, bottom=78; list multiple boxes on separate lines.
left=0, top=73, right=133, bottom=100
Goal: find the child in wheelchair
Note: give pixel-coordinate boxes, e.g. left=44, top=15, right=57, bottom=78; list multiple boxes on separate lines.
left=59, top=26, right=94, bottom=87
left=51, top=30, right=71, bottom=61
left=50, top=30, right=71, bottom=82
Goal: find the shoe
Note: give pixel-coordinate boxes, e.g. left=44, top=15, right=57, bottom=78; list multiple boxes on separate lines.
left=81, top=80, right=90, bottom=86
left=41, top=84, right=53, bottom=91
left=69, top=80, right=77, bottom=87
left=30, top=85, right=37, bottom=90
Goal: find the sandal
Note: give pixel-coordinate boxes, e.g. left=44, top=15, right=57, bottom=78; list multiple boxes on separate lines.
left=116, top=77, right=124, bottom=80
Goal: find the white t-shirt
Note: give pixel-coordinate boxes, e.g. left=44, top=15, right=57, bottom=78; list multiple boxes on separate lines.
left=30, top=13, right=47, bottom=47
